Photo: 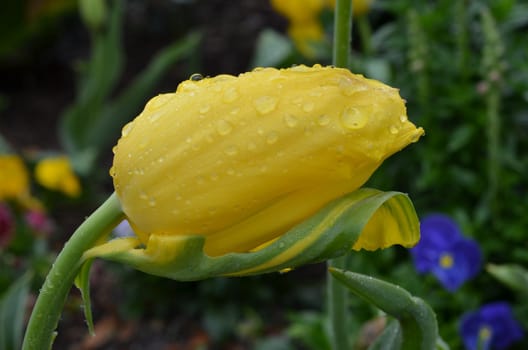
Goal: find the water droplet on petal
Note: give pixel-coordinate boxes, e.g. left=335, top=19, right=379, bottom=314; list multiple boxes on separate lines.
left=223, top=87, right=239, bottom=103
left=247, top=142, right=257, bottom=151
left=389, top=125, right=399, bottom=134
left=266, top=131, right=279, bottom=144
left=226, top=168, right=236, bottom=175
left=340, top=107, right=367, bottom=129
left=199, top=105, right=210, bottom=114
left=339, top=77, right=367, bottom=96
left=302, top=102, right=315, bottom=112
left=317, top=114, right=331, bottom=126
left=216, top=120, right=233, bottom=135
left=121, top=122, right=134, bottom=137
left=139, top=191, right=148, bottom=200
left=224, top=145, right=239, bottom=156
left=148, top=197, right=156, bottom=207
left=284, top=114, right=298, bottom=128
left=399, top=115, right=408, bottom=123
left=254, top=96, right=278, bottom=115
left=190, top=73, right=204, bottom=81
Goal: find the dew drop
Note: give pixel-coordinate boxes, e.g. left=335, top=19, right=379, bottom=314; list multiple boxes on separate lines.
left=266, top=131, right=279, bottom=144
left=399, top=115, right=408, bottom=123
left=247, top=141, right=257, bottom=151
left=222, top=87, right=239, bottom=103
left=317, top=114, right=331, bottom=126
left=158, top=156, right=165, bottom=163
left=230, top=108, right=240, bottom=115
left=226, top=168, right=236, bottom=175
left=284, top=114, right=298, bottom=128
left=148, top=197, right=156, bottom=207
left=339, top=78, right=367, bottom=96
left=146, top=94, right=172, bottom=110
left=224, top=145, right=239, bottom=156
left=190, top=73, right=204, bottom=81
left=389, top=125, right=399, bottom=134
left=210, top=173, right=219, bottom=181
left=199, top=105, right=211, bottom=114
left=340, top=107, right=367, bottom=129
left=121, top=122, right=134, bottom=137
left=254, top=96, right=278, bottom=115
left=139, top=191, right=148, bottom=200
left=216, top=120, right=233, bottom=135
left=302, top=102, right=315, bottom=112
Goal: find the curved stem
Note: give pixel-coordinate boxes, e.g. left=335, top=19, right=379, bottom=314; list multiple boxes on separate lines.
left=329, top=1, right=352, bottom=349
left=22, top=193, right=125, bottom=350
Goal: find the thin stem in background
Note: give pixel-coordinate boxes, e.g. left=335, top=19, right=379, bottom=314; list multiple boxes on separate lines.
left=328, top=0, right=352, bottom=349
left=22, top=193, right=125, bottom=350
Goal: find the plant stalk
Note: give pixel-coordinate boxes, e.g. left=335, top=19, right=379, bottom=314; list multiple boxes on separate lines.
left=328, top=0, right=352, bottom=349
left=22, top=193, right=125, bottom=350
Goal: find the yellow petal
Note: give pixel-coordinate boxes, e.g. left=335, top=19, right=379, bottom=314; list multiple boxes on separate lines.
left=112, top=65, right=424, bottom=256
left=35, top=156, right=81, bottom=197
left=0, top=155, right=30, bottom=200
left=271, top=0, right=326, bottom=23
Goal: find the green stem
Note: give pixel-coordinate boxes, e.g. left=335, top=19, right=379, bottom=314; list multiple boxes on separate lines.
left=22, top=193, right=125, bottom=350
left=486, top=89, right=500, bottom=217
left=333, top=0, right=353, bottom=68
left=327, top=256, right=350, bottom=350
left=328, top=3, right=353, bottom=349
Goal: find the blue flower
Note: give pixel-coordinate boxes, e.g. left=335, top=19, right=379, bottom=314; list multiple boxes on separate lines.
left=460, top=302, right=524, bottom=350
left=410, top=214, right=482, bottom=292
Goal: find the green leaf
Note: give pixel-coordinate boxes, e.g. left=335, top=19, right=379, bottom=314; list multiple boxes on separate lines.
left=74, top=259, right=95, bottom=335
left=60, top=0, right=124, bottom=164
left=329, top=269, right=438, bottom=350
left=251, top=29, right=293, bottom=68
left=0, top=273, right=32, bottom=350
left=487, top=263, right=528, bottom=295
left=369, top=319, right=402, bottom=350
left=87, top=31, right=202, bottom=155
left=84, top=188, right=420, bottom=281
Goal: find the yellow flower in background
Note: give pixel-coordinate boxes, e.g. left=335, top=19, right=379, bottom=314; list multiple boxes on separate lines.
left=270, top=0, right=327, bottom=57
left=270, top=0, right=326, bottom=23
left=0, top=154, right=30, bottom=200
left=35, top=156, right=81, bottom=197
left=288, top=20, right=325, bottom=58
left=111, top=65, right=424, bottom=257
left=327, top=0, right=374, bottom=17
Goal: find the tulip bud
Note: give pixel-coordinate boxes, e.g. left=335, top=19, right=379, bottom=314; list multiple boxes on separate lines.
left=110, top=65, right=423, bottom=257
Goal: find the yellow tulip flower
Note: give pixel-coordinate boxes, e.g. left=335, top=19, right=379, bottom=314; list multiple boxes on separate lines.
left=0, top=154, right=30, bottom=200
left=35, top=156, right=81, bottom=197
left=111, top=65, right=423, bottom=258
left=288, top=20, right=325, bottom=58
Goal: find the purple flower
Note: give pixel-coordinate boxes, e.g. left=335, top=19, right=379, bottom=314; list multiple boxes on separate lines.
left=410, top=214, right=482, bottom=292
left=460, top=302, right=524, bottom=350
left=0, top=202, right=14, bottom=248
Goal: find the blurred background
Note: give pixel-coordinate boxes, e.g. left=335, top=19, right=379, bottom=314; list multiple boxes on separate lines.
left=1, top=0, right=527, bottom=349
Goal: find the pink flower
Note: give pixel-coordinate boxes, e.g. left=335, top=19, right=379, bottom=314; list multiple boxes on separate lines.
left=25, top=210, right=54, bottom=237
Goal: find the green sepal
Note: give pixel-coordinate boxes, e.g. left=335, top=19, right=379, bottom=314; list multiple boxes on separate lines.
left=74, top=259, right=95, bottom=335
left=329, top=268, right=438, bottom=350
left=84, top=188, right=419, bottom=281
